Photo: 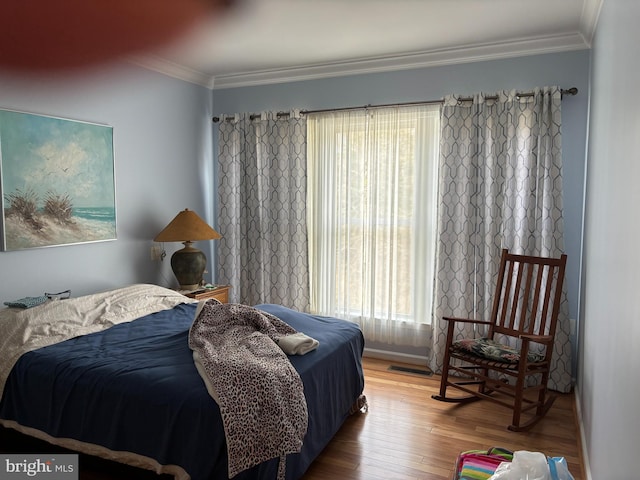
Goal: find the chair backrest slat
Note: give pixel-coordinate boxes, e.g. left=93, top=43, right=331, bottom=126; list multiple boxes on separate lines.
left=495, top=260, right=514, bottom=333
left=529, top=264, right=545, bottom=334
left=507, top=260, right=525, bottom=330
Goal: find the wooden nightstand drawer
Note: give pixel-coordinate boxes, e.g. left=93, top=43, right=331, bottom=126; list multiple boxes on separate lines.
left=184, top=285, right=231, bottom=303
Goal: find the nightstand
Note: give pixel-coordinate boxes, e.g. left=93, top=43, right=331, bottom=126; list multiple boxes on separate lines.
left=183, top=285, right=231, bottom=303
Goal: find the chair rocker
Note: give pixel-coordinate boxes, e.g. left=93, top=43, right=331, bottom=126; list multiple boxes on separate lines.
left=432, top=248, right=567, bottom=431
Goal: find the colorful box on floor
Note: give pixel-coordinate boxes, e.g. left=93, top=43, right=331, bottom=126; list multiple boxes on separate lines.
left=454, top=447, right=513, bottom=480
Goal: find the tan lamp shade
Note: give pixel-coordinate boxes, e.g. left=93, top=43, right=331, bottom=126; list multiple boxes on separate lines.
left=154, top=209, right=221, bottom=290
left=154, top=208, right=221, bottom=242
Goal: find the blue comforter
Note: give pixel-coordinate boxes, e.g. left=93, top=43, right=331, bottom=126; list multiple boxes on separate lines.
left=0, top=302, right=365, bottom=480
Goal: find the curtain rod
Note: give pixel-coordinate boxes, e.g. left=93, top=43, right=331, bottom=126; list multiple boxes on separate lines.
left=211, top=87, right=578, bottom=122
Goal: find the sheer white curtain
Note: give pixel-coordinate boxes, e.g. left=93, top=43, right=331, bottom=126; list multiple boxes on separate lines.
left=430, top=87, right=572, bottom=392
left=216, top=111, right=309, bottom=310
left=307, top=105, right=440, bottom=347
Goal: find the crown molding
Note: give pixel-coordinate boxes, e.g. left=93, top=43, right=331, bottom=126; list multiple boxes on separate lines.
left=130, top=32, right=589, bottom=90
left=579, top=0, right=604, bottom=46
left=126, top=54, right=215, bottom=89
left=211, top=33, right=589, bottom=89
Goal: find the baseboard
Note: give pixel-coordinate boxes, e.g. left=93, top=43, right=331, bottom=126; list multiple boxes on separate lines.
left=363, top=348, right=428, bottom=366
left=573, top=384, right=593, bottom=480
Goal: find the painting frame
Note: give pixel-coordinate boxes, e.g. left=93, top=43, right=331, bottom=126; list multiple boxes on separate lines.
left=0, top=108, right=116, bottom=251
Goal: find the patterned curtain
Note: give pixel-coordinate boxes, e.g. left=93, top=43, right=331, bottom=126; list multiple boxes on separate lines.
left=430, top=87, right=572, bottom=392
left=216, top=111, right=309, bottom=311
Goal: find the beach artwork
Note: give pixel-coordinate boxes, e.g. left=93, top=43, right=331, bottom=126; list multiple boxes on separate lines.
left=0, top=109, right=115, bottom=251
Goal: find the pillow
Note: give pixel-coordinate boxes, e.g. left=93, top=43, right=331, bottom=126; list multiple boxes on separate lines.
left=3, top=296, right=49, bottom=309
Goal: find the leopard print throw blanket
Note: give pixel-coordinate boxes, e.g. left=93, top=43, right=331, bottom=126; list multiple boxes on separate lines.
left=188, top=301, right=308, bottom=479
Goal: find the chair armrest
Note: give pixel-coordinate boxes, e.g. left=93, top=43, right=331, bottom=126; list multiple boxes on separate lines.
left=442, top=316, right=492, bottom=326
left=520, top=333, right=553, bottom=344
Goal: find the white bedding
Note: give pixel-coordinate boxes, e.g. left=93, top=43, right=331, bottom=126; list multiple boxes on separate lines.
left=0, top=284, right=194, bottom=398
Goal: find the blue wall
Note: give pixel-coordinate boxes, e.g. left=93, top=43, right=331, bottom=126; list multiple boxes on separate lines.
left=212, top=50, right=590, bottom=360
left=0, top=63, right=213, bottom=300
left=580, top=0, right=640, bottom=476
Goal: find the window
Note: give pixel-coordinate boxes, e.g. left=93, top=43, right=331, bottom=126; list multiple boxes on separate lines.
left=306, top=105, right=440, bottom=346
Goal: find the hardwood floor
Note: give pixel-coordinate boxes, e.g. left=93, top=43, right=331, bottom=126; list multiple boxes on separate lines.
left=302, top=357, right=585, bottom=480
left=0, top=357, right=585, bottom=480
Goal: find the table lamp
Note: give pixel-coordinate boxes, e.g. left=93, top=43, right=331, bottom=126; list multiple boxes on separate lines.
left=154, top=208, right=221, bottom=290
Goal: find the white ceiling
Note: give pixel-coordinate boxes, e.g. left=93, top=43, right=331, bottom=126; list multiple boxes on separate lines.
left=131, top=0, right=602, bottom=89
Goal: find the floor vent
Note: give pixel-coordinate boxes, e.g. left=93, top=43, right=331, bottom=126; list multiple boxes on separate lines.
left=388, top=365, right=433, bottom=376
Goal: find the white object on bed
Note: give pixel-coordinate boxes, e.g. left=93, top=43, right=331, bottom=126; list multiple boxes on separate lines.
left=276, top=332, right=319, bottom=355
left=0, top=284, right=195, bottom=399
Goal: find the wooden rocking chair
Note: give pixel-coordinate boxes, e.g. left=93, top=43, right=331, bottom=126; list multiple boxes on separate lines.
left=432, top=248, right=567, bottom=431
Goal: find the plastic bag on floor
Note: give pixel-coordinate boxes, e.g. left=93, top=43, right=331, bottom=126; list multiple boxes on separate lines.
left=488, top=451, right=550, bottom=480
left=548, top=457, right=575, bottom=480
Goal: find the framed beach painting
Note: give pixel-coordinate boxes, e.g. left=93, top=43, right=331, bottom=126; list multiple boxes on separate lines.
left=0, top=109, right=116, bottom=251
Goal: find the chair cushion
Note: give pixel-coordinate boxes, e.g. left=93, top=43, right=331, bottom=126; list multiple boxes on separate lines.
left=452, top=337, right=545, bottom=364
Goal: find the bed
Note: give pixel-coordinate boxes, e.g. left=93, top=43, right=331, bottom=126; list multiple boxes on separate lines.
left=0, top=284, right=365, bottom=480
